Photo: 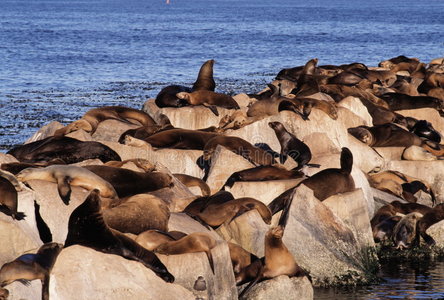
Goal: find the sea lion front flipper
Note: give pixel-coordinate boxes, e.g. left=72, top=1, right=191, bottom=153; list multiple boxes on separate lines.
left=204, top=104, right=219, bottom=116
left=57, top=176, right=72, bottom=205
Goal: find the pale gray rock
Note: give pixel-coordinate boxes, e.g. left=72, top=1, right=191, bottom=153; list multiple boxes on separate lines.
left=426, top=219, right=444, bottom=247
left=337, top=96, right=373, bottom=126
left=2, top=280, right=42, bottom=300
left=25, top=121, right=64, bottom=144
left=233, top=93, right=255, bottom=108
left=0, top=153, right=18, bottom=164
left=91, top=119, right=140, bottom=143
left=50, top=246, right=195, bottom=300
left=373, top=147, right=405, bottom=161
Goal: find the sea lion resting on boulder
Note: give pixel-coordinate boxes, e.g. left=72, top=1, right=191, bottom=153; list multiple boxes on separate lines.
left=348, top=123, right=423, bottom=147
left=176, top=90, right=240, bottom=116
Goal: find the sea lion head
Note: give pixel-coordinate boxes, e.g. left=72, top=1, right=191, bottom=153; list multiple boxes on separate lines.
left=268, top=121, right=284, bottom=132
left=176, top=92, right=190, bottom=101
left=269, top=225, right=284, bottom=239
left=54, top=119, right=93, bottom=136
left=347, top=127, right=373, bottom=145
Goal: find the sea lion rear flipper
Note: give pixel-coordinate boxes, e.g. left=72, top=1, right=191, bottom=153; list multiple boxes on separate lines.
left=205, top=105, right=219, bottom=116
left=430, top=190, right=437, bottom=207
left=206, top=250, right=215, bottom=274
left=17, top=279, right=31, bottom=286
left=57, top=176, right=72, bottom=205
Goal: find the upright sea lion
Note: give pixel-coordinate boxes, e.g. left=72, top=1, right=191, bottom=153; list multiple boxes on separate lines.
left=154, top=232, right=217, bottom=273
left=7, top=136, right=121, bottom=164
left=416, top=203, right=444, bottom=247
left=176, top=90, right=240, bottom=116
left=0, top=242, right=63, bottom=300
left=0, top=176, right=25, bottom=220
left=291, top=58, right=320, bottom=97
left=203, top=135, right=277, bottom=166
left=17, top=165, right=118, bottom=205
left=143, top=129, right=220, bottom=150
left=192, top=59, right=216, bottom=92
left=54, top=106, right=156, bottom=136
left=392, top=212, right=423, bottom=249
left=64, top=189, right=175, bottom=283
left=268, top=121, right=313, bottom=168
left=83, top=165, right=173, bottom=199
left=348, top=124, right=423, bottom=147
left=102, top=194, right=170, bottom=235
left=173, top=173, right=211, bottom=196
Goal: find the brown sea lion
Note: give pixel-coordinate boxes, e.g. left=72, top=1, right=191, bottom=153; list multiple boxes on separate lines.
left=183, top=190, right=235, bottom=217
left=136, top=230, right=177, bottom=251
left=1, top=159, right=67, bottom=175
left=173, top=173, right=211, bottom=196
left=390, top=200, right=433, bottom=216
left=104, top=158, right=156, bottom=173
left=420, top=140, right=444, bottom=158
left=54, top=106, right=156, bottom=136
left=392, top=212, right=423, bottom=249
left=143, top=129, right=220, bottom=150
left=0, top=242, right=63, bottom=300
left=176, top=90, right=240, bottom=116
left=416, top=203, right=444, bottom=247
left=64, top=189, right=175, bottom=283
left=17, top=165, right=118, bottom=205
left=380, top=93, right=444, bottom=112
left=203, top=135, right=277, bottom=166
left=291, top=58, right=320, bottom=97
left=268, top=121, right=313, bottom=168
left=192, top=59, right=216, bottom=91
left=117, top=124, right=165, bottom=144
left=348, top=123, right=423, bottom=147
left=154, top=232, right=217, bottom=273
left=102, top=194, right=170, bottom=235
left=379, top=55, right=421, bottom=73
left=83, top=165, right=173, bottom=199
left=228, top=242, right=258, bottom=275
left=7, top=136, right=121, bottom=164
left=370, top=203, right=398, bottom=228
left=402, top=181, right=430, bottom=203
left=373, top=216, right=402, bottom=243
left=221, top=165, right=304, bottom=189
left=0, top=176, right=25, bottom=220
left=155, top=85, right=192, bottom=108
left=195, top=197, right=272, bottom=228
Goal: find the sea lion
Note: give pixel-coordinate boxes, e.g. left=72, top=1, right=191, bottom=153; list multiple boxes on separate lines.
left=420, top=140, right=444, bottom=158
left=380, top=93, right=444, bottom=112
left=154, top=232, right=217, bottom=273
left=0, top=176, right=25, bottom=220
left=402, top=181, right=430, bottom=203
left=402, top=145, right=437, bottom=161
left=392, top=212, right=423, bottom=249
left=221, top=165, right=304, bottom=189
left=64, top=189, right=175, bottom=283
left=83, top=165, right=173, bottom=199
left=1, top=159, right=67, bottom=175
left=348, top=124, right=423, bottom=147
left=7, top=136, right=121, bottom=164
left=291, top=58, right=320, bottom=97
left=390, top=200, right=433, bottom=216
left=54, top=106, right=156, bottom=136
left=203, top=135, right=277, bottom=166
left=183, top=190, right=235, bottom=217
left=268, top=121, right=313, bottom=168
left=192, top=59, right=216, bottom=92
left=410, top=120, right=441, bottom=143
left=416, top=203, right=444, bottom=247
left=104, top=158, right=156, bottom=173
left=117, top=124, right=165, bottom=144
left=173, top=173, right=211, bottom=196
left=373, top=216, right=402, bottom=243
left=228, top=242, right=257, bottom=275
left=370, top=203, right=398, bottom=229
left=155, top=85, right=192, bottom=108
left=17, top=165, right=118, bottom=205
left=0, top=242, right=63, bottom=300
left=176, top=90, right=240, bottom=116
left=369, top=179, right=404, bottom=198
left=136, top=230, right=177, bottom=251
left=195, top=197, right=272, bottom=228
left=143, top=128, right=220, bottom=150
left=102, top=194, right=170, bottom=235
left=379, top=55, right=421, bottom=73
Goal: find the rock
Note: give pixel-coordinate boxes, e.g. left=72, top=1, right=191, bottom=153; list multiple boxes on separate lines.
left=50, top=246, right=195, bottom=300
left=347, top=135, right=384, bottom=173
left=351, top=168, right=375, bottom=218
left=425, top=219, right=444, bottom=247
left=25, top=121, right=64, bottom=144
left=92, top=119, right=140, bottom=143
left=0, top=153, right=18, bottom=164
left=373, top=147, right=404, bottom=161
left=65, top=129, right=93, bottom=141
left=233, top=93, right=254, bottom=108
left=158, top=241, right=238, bottom=300
left=336, top=107, right=369, bottom=130
left=337, top=96, right=373, bottom=126
left=2, top=280, right=42, bottom=300
left=371, top=188, right=406, bottom=211
left=302, top=132, right=339, bottom=157
left=168, top=213, right=223, bottom=241
left=239, top=275, right=313, bottom=300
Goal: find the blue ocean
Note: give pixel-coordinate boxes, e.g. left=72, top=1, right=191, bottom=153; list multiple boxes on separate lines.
left=1, top=0, right=444, bottom=298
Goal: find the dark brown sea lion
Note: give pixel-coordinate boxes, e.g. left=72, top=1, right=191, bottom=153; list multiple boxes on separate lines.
left=7, top=136, right=121, bottom=164
left=416, top=203, right=444, bottom=247
left=83, top=165, right=173, bottom=199
left=155, top=85, right=192, bottom=108
left=143, top=128, right=220, bottom=150
left=154, top=232, right=217, bottom=273
left=390, top=200, right=433, bottom=216
left=0, top=176, right=25, bottom=220
left=176, top=90, right=240, bottom=116
left=117, top=124, right=164, bottom=144
left=373, top=215, right=402, bottom=243
left=410, top=120, right=441, bottom=143
left=203, top=135, right=277, bottom=166
left=102, top=194, right=170, bottom=235
left=320, top=84, right=389, bottom=108
left=54, top=106, right=156, bottom=136
left=0, top=159, right=66, bottom=175
left=221, top=165, right=304, bottom=189
left=17, top=165, right=118, bottom=205
left=379, top=55, right=421, bottom=73
left=173, top=173, right=211, bottom=196
left=392, top=212, right=423, bottom=249
left=370, top=203, right=398, bottom=228
left=380, top=93, right=444, bottom=112
left=291, top=58, right=321, bottom=97
left=268, top=121, right=313, bottom=168
left=0, top=242, right=63, bottom=300
left=401, top=181, right=430, bottom=203
left=183, top=190, right=235, bottom=217
left=228, top=242, right=258, bottom=275
left=64, top=189, right=174, bottom=283
left=192, top=59, right=216, bottom=91
left=348, top=123, right=423, bottom=147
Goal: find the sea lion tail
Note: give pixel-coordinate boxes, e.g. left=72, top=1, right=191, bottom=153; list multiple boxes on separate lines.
left=340, top=147, right=353, bottom=174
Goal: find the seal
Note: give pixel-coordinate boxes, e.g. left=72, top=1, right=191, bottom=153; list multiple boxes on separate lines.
left=1, top=159, right=66, bottom=175
left=54, top=106, right=156, bottom=136
left=154, top=232, right=217, bottom=273
left=373, top=215, right=402, bottom=243
left=143, top=128, right=220, bottom=150
left=410, top=120, right=441, bottom=143
left=136, top=230, right=178, bottom=251
left=176, top=90, right=240, bottom=116
left=183, top=190, right=235, bottom=217
left=392, top=212, right=423, bottom=249
left=192, top=59, right=216, bottom=91
left=83, top=165, right=173, bottom=199
left=0, top=176, right=25, bottom=220
left=203, top=135, right=277, bottom=166
left=195, top=197, right=272, bottom=228
left=7, top=136, right=121, bottom=164
left=0, top=242, right=63, bottom=300
left=155, top=85, right=192, bottom=108
left=291, top=58, right=320, bottom=97
left=221, top=165, right=304, bottom=189
left=380, top=93, right=444, bottom=112
left=348, top=124, right=423, bottom=147
left=268, top=121, right=313, bottom=168
left=402, top=181, right=430, bottom=203
left=102, top=194, right=170, bottom=235
left=17, top=165, right=118, bottom=205
left=173, top=173, right=211, bottom=196
left=416, top=203, right=444, bottom=247
left=402, top=145, right=437, bottom=161
left=64, top=189, right=175, bottom=283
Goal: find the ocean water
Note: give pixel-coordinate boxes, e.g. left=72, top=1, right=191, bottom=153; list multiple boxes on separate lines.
left=1, top=0, right=444, bottom=298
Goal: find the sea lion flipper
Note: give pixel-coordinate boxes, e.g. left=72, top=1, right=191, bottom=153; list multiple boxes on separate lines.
left=228, top=204, right=256, bottom=224
left=17, top=279, right=31, bottom=286
left=205, top=105, right=219, bottom=116
left=57, top=176, right=72, bottom=205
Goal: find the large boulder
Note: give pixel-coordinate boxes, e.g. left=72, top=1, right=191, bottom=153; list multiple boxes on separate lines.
left=425, top=219, right=444, bottom=247
left=92, top=119, right=140, bottom=143
left=25, top=121, right=64, bottom=144
left=337, top=96, right=373, bottom=126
